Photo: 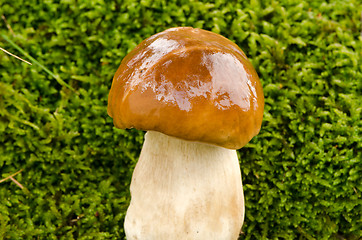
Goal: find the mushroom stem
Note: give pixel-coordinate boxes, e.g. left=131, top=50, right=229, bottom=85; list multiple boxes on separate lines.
left=125, top=131, right=244, bottom=240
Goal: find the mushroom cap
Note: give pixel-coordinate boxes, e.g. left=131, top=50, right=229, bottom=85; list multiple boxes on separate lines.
left=107, top=27, right=264, bottom=149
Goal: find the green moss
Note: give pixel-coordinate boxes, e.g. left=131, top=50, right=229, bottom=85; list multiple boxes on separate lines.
left=0, top=0, right=361, bottom=239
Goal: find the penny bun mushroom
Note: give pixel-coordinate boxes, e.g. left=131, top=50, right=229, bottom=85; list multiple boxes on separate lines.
left=108, top=27, right=264, bottom=240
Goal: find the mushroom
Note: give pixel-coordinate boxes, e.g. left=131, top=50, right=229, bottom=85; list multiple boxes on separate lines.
left=107, top=27, right=264, bottom=240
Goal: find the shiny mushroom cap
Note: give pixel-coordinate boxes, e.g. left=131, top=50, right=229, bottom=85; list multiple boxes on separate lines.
left=108, top=27, right=264, bottom=149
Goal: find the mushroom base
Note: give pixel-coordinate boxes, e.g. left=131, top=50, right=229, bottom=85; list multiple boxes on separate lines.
left=124, top=131, right=244, bottom=240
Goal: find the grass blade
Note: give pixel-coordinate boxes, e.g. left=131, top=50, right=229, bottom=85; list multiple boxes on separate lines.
left=1, top=34, right=76, bottom=92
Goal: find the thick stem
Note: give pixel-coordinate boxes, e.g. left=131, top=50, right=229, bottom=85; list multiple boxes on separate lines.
left=124, top=131, right=244, bottom=240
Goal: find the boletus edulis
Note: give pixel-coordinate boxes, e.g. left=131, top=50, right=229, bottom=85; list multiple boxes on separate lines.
left=107, top=27, right=264, bottom=240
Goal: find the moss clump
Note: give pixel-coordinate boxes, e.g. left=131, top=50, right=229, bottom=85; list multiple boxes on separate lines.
left=0, top=0, right=361, bottom=239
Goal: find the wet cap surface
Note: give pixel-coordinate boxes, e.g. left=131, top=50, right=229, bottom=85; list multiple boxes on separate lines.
left=108, top=27, right=264, bottom=149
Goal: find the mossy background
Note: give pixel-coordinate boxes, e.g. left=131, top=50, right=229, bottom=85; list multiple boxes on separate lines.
left=0, top=0, right=361, bottom=239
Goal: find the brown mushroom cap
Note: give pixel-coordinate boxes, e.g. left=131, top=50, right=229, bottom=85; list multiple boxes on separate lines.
left=107, top=27, right=264, bottom=149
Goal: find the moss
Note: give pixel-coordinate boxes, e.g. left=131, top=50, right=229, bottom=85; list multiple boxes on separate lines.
left=0, top=0, right=361, bottom=239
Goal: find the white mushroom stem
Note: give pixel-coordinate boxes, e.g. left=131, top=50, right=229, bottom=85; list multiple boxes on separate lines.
left=124, top=131, right=245, bottom=240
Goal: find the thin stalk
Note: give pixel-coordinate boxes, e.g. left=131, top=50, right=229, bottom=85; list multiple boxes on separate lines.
left=1, top=34, right=75, bottom=92
left=0, top=46, right=31, bottom=65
